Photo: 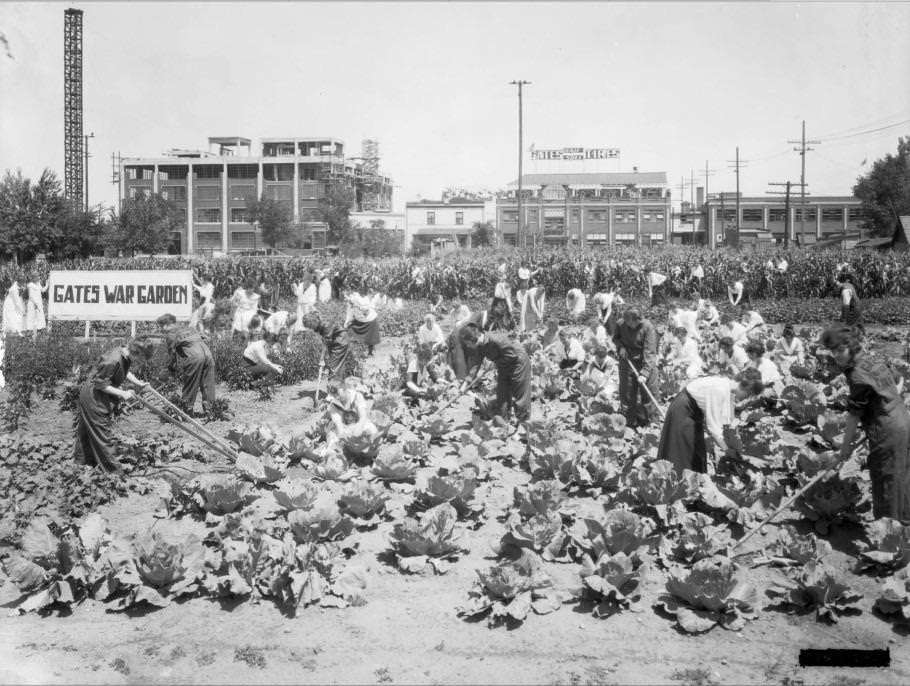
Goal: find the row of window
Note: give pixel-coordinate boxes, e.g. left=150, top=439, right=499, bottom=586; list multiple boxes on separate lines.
left=127, top=164, right=339, bottom=182
left=425, top=211, right=464, bottom=225
left=501, top=209, right=666, bottom=222
left=195, top=208, right=255, bottom=224
left=715, top=207, right=865, bottom=222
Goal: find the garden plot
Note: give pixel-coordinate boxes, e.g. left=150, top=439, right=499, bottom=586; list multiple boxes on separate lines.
left=1, top=331, right=909, bottom=686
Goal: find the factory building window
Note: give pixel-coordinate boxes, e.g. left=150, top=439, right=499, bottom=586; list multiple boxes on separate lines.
left=231, top=184, right=255, bottom=202
left=228, top=165, right=258, bottom=179
left=160, top=186, right=186, bottom=202
left=426, top=211, right=435, bottom=225
left=196, top=186, right=221, bottom=201
left=822, top=208, right=844, bottom=222
left=231, top=208, right=251, bottom=224
left=195, top=165, right=222, bottom=179
left=769, top=209, right=786, bottom=222
left=848, top=207, right=866, bottom=221
left=195, top=208, right=221, bottom=223
left=742, top=209, right=763, bottom=222
left=455, top=212, right=464, bottom=225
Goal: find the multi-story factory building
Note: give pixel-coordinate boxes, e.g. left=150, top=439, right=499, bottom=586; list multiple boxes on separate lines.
left=496, top=171, right=672, bottom=248
left=120, top=136, right=393, bottom=254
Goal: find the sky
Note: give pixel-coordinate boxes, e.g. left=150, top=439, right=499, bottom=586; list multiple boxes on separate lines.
left=1, top=1, right=909, bottom=214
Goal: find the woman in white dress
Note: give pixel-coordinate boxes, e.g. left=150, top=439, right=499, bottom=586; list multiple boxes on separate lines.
left=592, top=290, right=624, bottom=337
left=24, top=272, right=48, bottom=336
left=230, top=279, right=260, bottom=340
left=292, top=276, right=317, bottom=331
left=1, top=278, right=25, bottom=336
left=566, top=288, right=587, bottom=322
left=190, top=276, right=216, bottom=333
left=317, top=268, right=333, bottom=304
left=772, top=324, right=805, bottom=373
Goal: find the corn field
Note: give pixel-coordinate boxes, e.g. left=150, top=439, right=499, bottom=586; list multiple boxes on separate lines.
left=2, top=247, right=909, bottom=302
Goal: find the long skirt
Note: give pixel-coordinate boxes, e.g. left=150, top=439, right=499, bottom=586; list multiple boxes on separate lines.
left=325, top=334, right=353, bottom=380
left=617, top=357, right=658, bottom=427
left=866, top=412, right=910, bottom=524
left=178, top=344, right=216, bottom=409
left=318, top=279, right=332, bottom=303
left=656, top=390, right=707, bottom=474
left=1, top=297, right=23, bottom=334
left=348, top=318, right=380, bottom=346
left=73, top=383, right=122, bottom=473
left=494, top=359, right=531, bottom=421
left=25, top=301, right=46, bottom=331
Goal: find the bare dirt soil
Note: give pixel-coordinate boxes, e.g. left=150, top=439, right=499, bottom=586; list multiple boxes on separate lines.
left=1, top=335, right=909, bottom=686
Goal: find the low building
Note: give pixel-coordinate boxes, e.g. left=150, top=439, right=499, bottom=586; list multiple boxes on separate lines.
left=405, top=199, right=496, bottom=252
left=496, top=171, right=671, bottom=248
left=698, top=195, right=866, bottom=249
left=120, top=136, right=393, bottom=255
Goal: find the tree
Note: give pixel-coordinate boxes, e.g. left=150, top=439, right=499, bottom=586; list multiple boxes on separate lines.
left=246, top=193, right=292, bottom=248
left=471, top=221, right=495, bottom=247
left=0, top=168, right=66, bottom=262
left=318, top=184, right=356, bottom=244
left=853, top=136, right=910, bottom=237
left=115, top=192, right=182, bottom=256
left=54, top=205, right=110, bottom=259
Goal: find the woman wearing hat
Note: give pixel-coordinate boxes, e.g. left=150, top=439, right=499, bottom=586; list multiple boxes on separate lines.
left=73, top=337, right=153, bottom=474
left=821, top=324, right=910, bottom=524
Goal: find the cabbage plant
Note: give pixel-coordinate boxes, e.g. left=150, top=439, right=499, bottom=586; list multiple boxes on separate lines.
left=767, top=562, right=862, bottom=623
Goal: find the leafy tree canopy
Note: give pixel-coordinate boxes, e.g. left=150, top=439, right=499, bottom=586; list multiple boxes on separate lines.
left=115, top=192, right=182, bottom=256
left=246, top=193, right=292, bottom=248
left=471, top=221, right=495, bottom=247
left=319, top=184, right=357, bottom=244
left=853, top=136, right=910, bottom=237
left=0, top=168, right=67, bottom=262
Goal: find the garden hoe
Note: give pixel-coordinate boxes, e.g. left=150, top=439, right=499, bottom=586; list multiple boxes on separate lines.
left=732, top=435, right=868, bottom=554
left=628, top=361, right=667, bottom=421
left=134, top=385, right=238, bottom=462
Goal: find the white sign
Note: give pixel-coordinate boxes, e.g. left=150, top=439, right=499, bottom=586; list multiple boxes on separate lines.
left=530, top=146, right=620, bottom=161
left=48, top=270, right=194, bottom=322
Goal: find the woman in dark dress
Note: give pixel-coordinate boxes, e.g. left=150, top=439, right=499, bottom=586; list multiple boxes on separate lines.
left=656, top=368, right=764, bottom=474
left=822, top=324, right=910, bottom=523
left=448, top=308, right=494, bottom=380
left=73, top=337, right=155, bottom=473
left=301, top=312, right=353, bottom=381
left=459, top=324, right=531, bottom=422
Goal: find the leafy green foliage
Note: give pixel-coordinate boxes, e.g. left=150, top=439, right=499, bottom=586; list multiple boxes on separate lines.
left=874, top=566, right=910, bottom=625
left=114, top=192, right=184, bottom=257
left=657, top=557, right=759, bottom=633
left=579, top=551, right=643, bottom=619
left=857, top=518, right=910, bottom=574
left=458, top=550, right=571, bottom=627
left=389, top=504, right=465, bottom=574
left=853, top=136, right=910, bottom=237
left=245, top=192, right=292, bottom=249
left=767, top=563, right=863, bottom=623
left=796, top=473, right=869, bottom=535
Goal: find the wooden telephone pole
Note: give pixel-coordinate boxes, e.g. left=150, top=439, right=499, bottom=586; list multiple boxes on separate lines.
left=768, top=180, right=809, bottom=246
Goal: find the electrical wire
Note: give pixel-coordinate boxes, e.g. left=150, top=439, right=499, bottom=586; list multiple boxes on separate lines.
left=820, top=119, right=910, bottom=143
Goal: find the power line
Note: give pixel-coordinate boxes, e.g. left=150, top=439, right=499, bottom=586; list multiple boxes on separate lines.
left=819, top=118, right=910, bottom=143
left=726, top=147, right=749, bottom=242
left=814, top=112, right=910, bottom=140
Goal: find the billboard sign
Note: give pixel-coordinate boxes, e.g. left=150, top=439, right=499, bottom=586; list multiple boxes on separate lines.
left=530, top=146, right=620, bottom=161
left=48, top=270, right=194, bottom=321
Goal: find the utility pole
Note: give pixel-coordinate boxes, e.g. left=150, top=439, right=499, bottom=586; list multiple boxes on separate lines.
left=727, top=147, right=749, bottom=246
left=83, top=131, right=95, bottom=213
left=689, top=169, right=695, bottom=211
left=509, top=80, right=530, bottom=249
left=788, top=120, right=820, bottom=246
left=111, top=151, right=122, bottom=211
left=700, top=161, right=716, bottom=247
left=768, top=180, right=809, bottom=247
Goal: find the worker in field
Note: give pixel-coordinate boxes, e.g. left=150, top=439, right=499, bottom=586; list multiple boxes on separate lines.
left=592, top=288, right=623, bottom=337
left=262, top=309, right=298, bottom=349
left=613, top=307, right=659, bottom=428
left=447, top=304, right=495, bottom=380
left=837, top=273, right=864, bottom=333
left=156, top=313, right=217, bottom=416
left=821, top=324, right=910, bottom=524
left=73, top=337, right=154, bottom=474
left=241, top=315, right=284, bottom=388
left=458, top=323, right=531, bottom=426
left=656, top=368, right=765, bottom=474
left=191, top=272, right=216, bottom=334
left=344, top=290, right=381, bottom=356
left=301, top=311, right=353, bottom=380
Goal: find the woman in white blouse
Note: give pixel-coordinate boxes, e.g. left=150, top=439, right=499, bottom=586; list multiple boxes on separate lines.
left=516, top=282, right=546, bottom=333
left=230, top=279, right=260, bottom=340
left=344, top=291, right=381, bottom=356
left=317, top=268, right=332, bottom=304
left=656, top=368, right=764, bottom=474
left=566, top=288, right=587, bottom=322
left=772, top=324, right=805, bottom=370
left=191, top=275, right=216, bottom=333
left=666, top=326, right=703, bottom=380
left=292, top=276, right=317, bottom=331
left=1, top=277, right=25, bottom=336
left=592, top=290, right=623, bottom=336
left=417, top=313, right=446, bottom=350
left=24, top=272, right=48, bottom=337
left=727, top=279, right=749, bottom=307
left=744, top=340, right=782, bottom=387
